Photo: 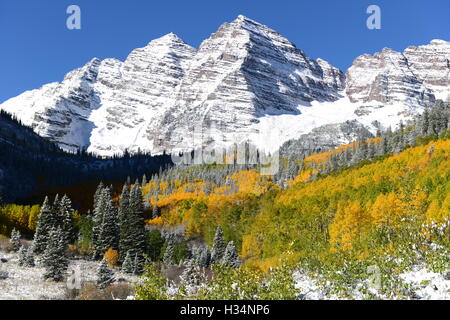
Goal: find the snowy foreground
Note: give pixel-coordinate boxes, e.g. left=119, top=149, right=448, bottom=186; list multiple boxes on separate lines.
left=1, top=249, right=448, bottom=300
left=0, top=250, right=138, bottom=300
left=293, top=268, right=450, bottom=300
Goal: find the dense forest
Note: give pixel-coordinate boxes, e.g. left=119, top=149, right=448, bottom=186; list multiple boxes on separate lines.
left=0, top=110, right=173, bottom=207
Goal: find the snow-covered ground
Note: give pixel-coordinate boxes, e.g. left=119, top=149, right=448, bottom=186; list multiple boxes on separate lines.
left=1, top=248, right=448, bottom=300
left=0, top=250, right=138, bottom=300
left=293, top=267, right=450, bottom=300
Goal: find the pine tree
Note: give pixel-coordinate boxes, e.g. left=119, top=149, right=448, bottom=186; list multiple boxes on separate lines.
left=141, top=174, right=147, bottom=187
left=10, top=228, right=21, bottom=252
left=43, top=228, right=69, bottom=282
left=180, top=260, right=203, bottom=291
left=60, top=195, right=76, bottom=245
left=18, top=245, right=27, bottom=266
left=221, top=241, right=240, bottom=268
left=32, top=197, right=53, bottom=255
left=134, top=253, right=145, bottom=275
left=163, top=239, right=175, bottom=266
left=129, top=184, right=146, bottom=256
left=52, top=194, right=64, bottom=229
left=98, top=187, right=119, bottom=255
left=118, top=184, right=131, bottom=259
left=96, top=259, right=115, bottom=289
left=25, top=247, right=35, bottom=267
left=210, top=226, right=226, bottom=265
left=121, top=251, right=134, bottom=274
left=92, top=185, right=105, bottom=259
left=198, top=247, right=211, bottom=268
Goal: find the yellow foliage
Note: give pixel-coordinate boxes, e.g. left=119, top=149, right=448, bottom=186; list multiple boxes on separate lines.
left=329, top=201, right=371, bottom=252
left=104, top=248, right=119, bottom=267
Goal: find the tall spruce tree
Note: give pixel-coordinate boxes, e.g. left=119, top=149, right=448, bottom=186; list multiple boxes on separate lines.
left=60, top=195, right=76, bottom=245
left=43, top=228, right=69, bottom=282
left=98, top=187, right=119, bottom=254
left=32, top=197, right=53, bottom=255
left=129, top=184, right=146, bottom=256
left=134, top=252, right=145, bottom=275
left=163, top=239, right=175, bottom=266
left=210, top=226, right=226, bottom=265
left=92, top=184, right=105, bottom=259
left=118, top=184, right=132, bottom=260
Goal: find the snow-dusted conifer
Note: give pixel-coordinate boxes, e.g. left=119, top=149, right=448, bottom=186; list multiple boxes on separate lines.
left=98, top=187, right=119, bottom=255
left=210, top=226, right=226, bottom=264
left=118, top=184, right=131, bottom=258
left=43, top=228, right=69, bottom=282
left=129, top=184, right=146, bottom=256
left=18, top=245, right=27, bottom=266
left=10, top=228, right=21, bottom=252
left=121, top=251, right=134, bottom=274
left=25, top=246, right=35, bottom=267
left=134, top=253, right=145, bottom=275
left=163, top=239, right=175, bottom=266
left=32, top=197, right=53, bottom=255
left=96, top=259, right=115, bottom=289
left=221, top=241, right=240, bottom=268
left=60, top=195, right=76, bottom=245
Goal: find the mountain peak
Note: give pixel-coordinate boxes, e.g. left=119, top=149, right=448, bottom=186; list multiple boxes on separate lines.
left=147, top=32, right=187, bottom=46
left=429, top=39, right=448, bottom=45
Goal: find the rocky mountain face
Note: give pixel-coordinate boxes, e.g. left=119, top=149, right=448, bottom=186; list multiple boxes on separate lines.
left=1, top=15, right=449, bottom=157
left=279, top=120, right=373, bottom=158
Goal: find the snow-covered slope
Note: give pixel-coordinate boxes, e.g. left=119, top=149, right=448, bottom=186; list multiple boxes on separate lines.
left=1, top=16, right=449, bottom=156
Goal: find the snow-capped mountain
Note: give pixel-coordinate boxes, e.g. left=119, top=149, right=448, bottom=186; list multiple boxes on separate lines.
left=1, top=15, right=449, bottom=157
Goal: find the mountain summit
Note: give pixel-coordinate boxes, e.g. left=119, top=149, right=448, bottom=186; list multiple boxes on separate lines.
left=1, top=16, right=449, bottom=156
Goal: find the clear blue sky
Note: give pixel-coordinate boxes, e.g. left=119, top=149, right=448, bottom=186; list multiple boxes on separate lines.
left=1, top=0, right=449, bottom=103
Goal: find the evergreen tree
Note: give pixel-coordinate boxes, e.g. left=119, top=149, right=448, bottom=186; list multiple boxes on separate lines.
left=98, top=187, right=119, bottom=254
left=60, top=195, right=76, bottom=245
left=134, top=253, right=145, bottom=275
left=129, top=184, right=146, bottom=256
left=18, top=245, right=27, bottom=266
left=96, top=259, right=115, bottom=289
left=121, top=251, right=134, bottom=274
left=52, top=194, right=62, bottom=226
left=221, top=241, right=240, bottom=268
left=32, top=197, right=53, bottom=255
left=210, top=226, right=226, bottom=265
left=25, top=246, right=35, bottom=267
left=92, top=185, right=105, bottom=259
left=198, top=247, right=211, bottom=268
left=43, top=228, right=69, bottom=282
left=10, top=228, right=21, bottom=252
left=180, top=260, right=203, bottom=290
left=118, top=184, right=132, bottom=259
left=163, top=239, right=175, bottom=266
left=93, top=182, right=104, bottom=209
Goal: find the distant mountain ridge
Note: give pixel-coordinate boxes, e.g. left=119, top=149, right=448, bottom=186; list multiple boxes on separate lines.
left=1, top=15, right=449, bottom=157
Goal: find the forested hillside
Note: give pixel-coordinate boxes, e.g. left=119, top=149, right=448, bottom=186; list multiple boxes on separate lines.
left=0, top=110, right=172, bottom=205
